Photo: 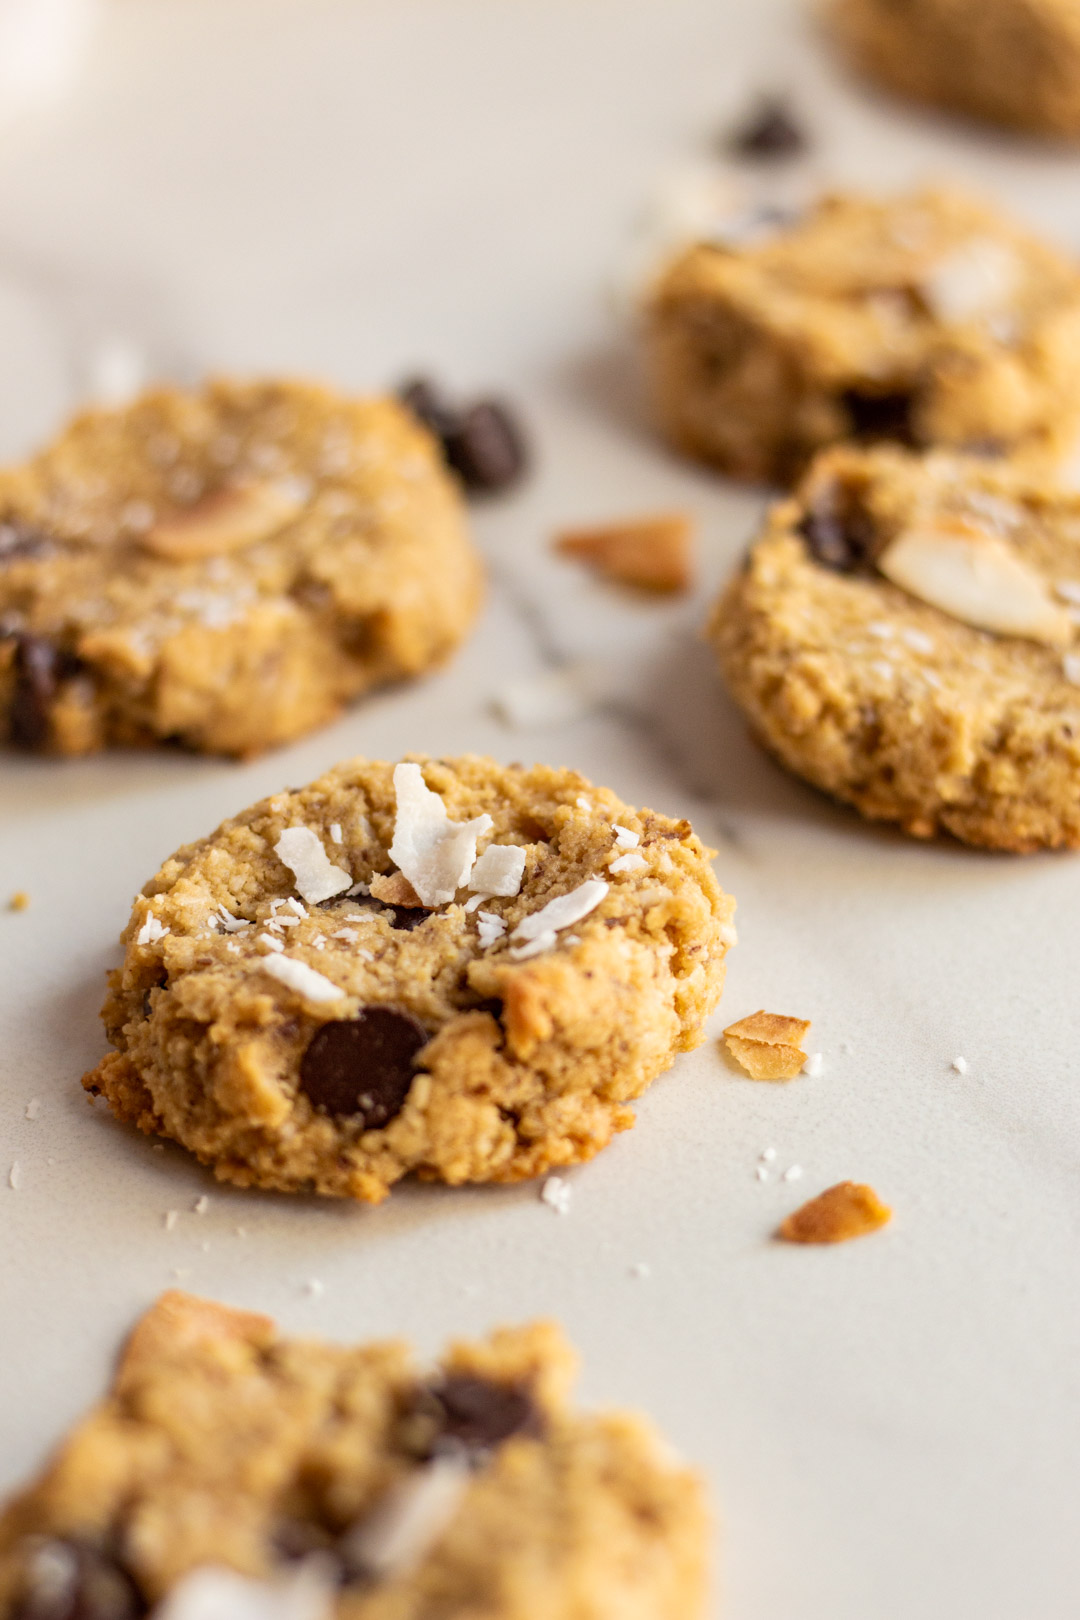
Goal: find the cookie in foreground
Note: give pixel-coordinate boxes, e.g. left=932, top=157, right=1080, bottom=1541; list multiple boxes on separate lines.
left=710, top=442, right=1080, bottom=850
left=825, top=0, right=1080, bottom=138
left=83, top=755, right=735, bottom=1199
left=0, top=378, right=482, bottom=756
left=0, top=1291, right=709, bottom=1620
left=646, top=186, right=1080, bottom=485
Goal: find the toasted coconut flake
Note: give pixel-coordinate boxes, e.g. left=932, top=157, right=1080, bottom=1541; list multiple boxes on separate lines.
left=878, top=518, right=1072, bottom=645
left=725, top=1035, right=807, bottom=1080
left=369, top=871, right=424, bottom=908
left=554, top=512, right=693, bottom=593
left=141, top=479, right=305, bottom=560
left=725, top=1010, right=811, bottom=1046
left=388, top=763, right=493, bottom=907
left=779, top=1181, right=892, bottom=1244
left=275, top=827, right=352, bottom=905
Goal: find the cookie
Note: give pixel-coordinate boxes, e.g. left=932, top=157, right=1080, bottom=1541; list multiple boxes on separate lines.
left=826, top=0, right=1080, bottom=139
left=0, top=1291, right=709, bottom=1620
left=0, top=379, right=482, bottom=757
left=646, top=186, right=1080, bottom=485
left=709, top=441, right=1080, bottom=850
left=83, top=755, right=735, bottom=1199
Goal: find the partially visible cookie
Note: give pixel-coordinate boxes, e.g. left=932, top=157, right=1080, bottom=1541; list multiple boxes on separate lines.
left=83, top=755, right=735, bottom=1199
left=0, top=378, right=482, bottom=757
left=646, top=187, right=1080, bottom=485
left=710, top=442, right=1080, bottom=850
left=0, top=1291, right=709, bottom=1620
left=826, top=0, right=1080, bottom=138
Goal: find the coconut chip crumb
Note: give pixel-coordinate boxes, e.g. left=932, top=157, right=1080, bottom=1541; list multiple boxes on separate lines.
left=779, top=1181, right=892, bottom=1244
left=193, top=1196, right=209, bottom=1215
left=723, top=1010, right=811, bottom=1080
left=629, top=1261, right=651, bottom=1279
left=952, top=1055, right=970, bottom=1075
left=554, top=512, right=694, bottom=593
left=476, top=911, right=507, bottom=948
left=507, top=879, right=608, bottom=961
left=25, top=1098, right=40, bottom=1121
left=8, top=891, right=29, bottom=912
left=258, top=933, right=285, bottom=953
left=329, top=823, right=343, bottom=844
left=468, top=843, right=526, bottom=899
left=274, top=826, right=352, bottom=905
left=802, top=1052, right=824, bottom=1077
left=612, top=824, right=640, bottom=850
left=8, top=1162, right=21, bottom=1190
left=388, top=763, right=492, bottom=907
left=609, top=851, right=647, bottom=874
left=540, top=1176, right=573, bottom=1215
left=137, top=913, right=169, bottom=946
left=261, top=954, right=344, bottom=1005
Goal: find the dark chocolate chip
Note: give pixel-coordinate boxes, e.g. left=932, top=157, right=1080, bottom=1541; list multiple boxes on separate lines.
left=798, top=483, right=882, bottom=574
left=841, top=387, right=916, bottom=446
left=384, top=905, right=428, bottom=932
left=398, top=376, right=457, bottom=441
left=13, top=1542, right=145, bottom=1620
left=728, top=96, right=807, bottom=160
left=443, top=401, right=527, bottom=494
left=299, top=1008, right=427, bottom=1124
left=429, top=1374, right=542, bottom=1452
left=10, top=636, right=61, bottom=749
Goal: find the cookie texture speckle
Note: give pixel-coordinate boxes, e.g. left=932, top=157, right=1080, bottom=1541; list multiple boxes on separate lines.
left=826, top=0, right=1080, bottom=138
left=0, top=1291, right=709, bottom=1620
left=710, top=442, right=1080, bottom=850
left=0, top=379, right=482, bottom=757
left=83, top=755, right=734, bottom=1200
left=646, top=186, right=1080, bottom=485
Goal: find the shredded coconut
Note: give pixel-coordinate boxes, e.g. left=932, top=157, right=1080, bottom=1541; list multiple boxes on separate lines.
left=137, top=914, right=168, bottom=946
left=509, top=879, right=608, bottom=948
left=154, top=1558, right=335, bottom=1620
left=261, top=955, right=345, bottom=1004
left=612, top=824, right=640, bottom=850
left=215, top=909, right=250, bottom=933
left=575, top=796, right=592, bottom=812
left=193, top=1196, right=209, bottom=1215
left=341, top=1453, right=469, bottom=1583
left=468, top=843, right=526, bottom=898
left=755, top=1165, right=769, bottom=1182
left=274, top=827, right=352, bottom=905
left=258, top=933, right=285, bottom=953
left=540, top=1176, right=573, bottom=1214
left=508, top=931, right=558, bottom=962
left=331, top=927, right=359, bottom=942
left=609, top=851, right=647, bottom=874
left=388, top=763, right=492, bottom=907
left=476, top=911, right=507, bottom=948
left=329, top=823, right=344, bottom=844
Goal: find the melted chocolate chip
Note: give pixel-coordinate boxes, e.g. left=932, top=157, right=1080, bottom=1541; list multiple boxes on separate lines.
left=10, top=637, right=63, bottom=749
left=798, top=482, right=882, bottom=574
left=443, top=402, right=527, bottom=494
left=299, top=1008, right=427, bottom=1124
left=429, top=1374, right=542, bottom=1452
left=13, top=1542, right=144, bottom=1620
left=842, top=387, right=916, bottom=446
left=383, top=905, right=428, bottom=932
left=728, top=96, right=807, bottom=160
left=398, top=376, right=457, bottom=441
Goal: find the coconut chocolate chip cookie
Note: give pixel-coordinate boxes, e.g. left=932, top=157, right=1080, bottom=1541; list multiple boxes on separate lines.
left=83, top=755, right=735, bottom=1199
left=826, top=0, right=1080, bottom=139
left=0, top=378, right=482, bottom=757
left=0, top=1291, right=709, bottom=1620
left=710, top=441, right=1080, bottom=849
left=646, top=186, right=1080, bottom=485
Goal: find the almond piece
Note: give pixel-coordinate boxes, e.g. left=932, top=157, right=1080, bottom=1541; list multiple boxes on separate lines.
left=369, top=872, right=424, bottom=908
left=778, top=1181, right=892, bottom=1244
left=877, top=517, right=1073, bottom=646
left=554, top=512, right=693, bottom=593
left=141, top=480, right=304, bottom=561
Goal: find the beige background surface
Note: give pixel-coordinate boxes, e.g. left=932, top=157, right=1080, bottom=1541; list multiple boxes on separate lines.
left=1, top=3, right=1079, bottom=1616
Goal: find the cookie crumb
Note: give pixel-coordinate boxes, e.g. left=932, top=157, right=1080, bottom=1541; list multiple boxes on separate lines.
left=782, top=1164, right=804, bottom=1183
left=723, top=1010, right=810, bottom=1079
left=8, top=1162, right=21, bottom=1190
left=540, top=1176, right=573, bottom=1215
left=305, top=1279, right=324, bottom=1297
left=554, top=512, right=693, bottom=594
left=952, top=1055, right=970, bottom=1074
left=755, top=1164, right=769, bottom=1182
left=8, top=891, right=29, bottom=912
left=629, top=1261, right=651, bottom=1279
left=802, top=1051, right=824, bottom=1077
left=24, top=1098, right=40, bottom=1120
left=193, top=1195, right=209, bottom=1215
left=163, top=1210, right=179, bottom=1230
left=778, top=1181, right=892, bottom=1244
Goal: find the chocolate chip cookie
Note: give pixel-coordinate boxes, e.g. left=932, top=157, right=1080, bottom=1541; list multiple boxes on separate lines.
left=827, top=0, right=1080, bottom=138
left=646, top=186, right=1080, bottom=484
left=83, top=755, right=735, bottom=1199
left=0, top=379, right=482, bottom=756
left=0, top=1291, right=709, bottom=1620
left=710, top=441, right=1080, bottom=849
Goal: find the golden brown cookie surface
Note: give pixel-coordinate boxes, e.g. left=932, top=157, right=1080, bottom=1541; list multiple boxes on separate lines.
left=0, top=379, right=482, bottom=757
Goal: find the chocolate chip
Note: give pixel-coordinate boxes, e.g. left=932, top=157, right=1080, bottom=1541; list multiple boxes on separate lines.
left=299, top=1008, right=427, bottom=1124
left=398, top=376, right=457, bottom=441
left=798, top=482, right=882, bottom=574
left=10, top=636, right=61, bottom=749
left=271, top=1520, right=338, bottom=1565
left=0, top=519, right=47, bottom=563
left=443, top=402, right=527, bottom=494
left=841, top=387, right=916, bottom=446
left=728, top=96, right=807, bottom=160
left=383, top=905, right=428, bottom=932
left=13, top=1542, right=144, bottom=1620
left=428, top=1374, right=542, bottom=1452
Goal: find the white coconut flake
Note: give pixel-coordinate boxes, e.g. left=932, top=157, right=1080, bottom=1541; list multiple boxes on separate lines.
left=508, top=931, right=559, bottom=961
left=164, top=1210, right=179, bottom=1231
left=509, top=879, right=608, bottom=947
left=952, top=1055, right=970, bottom=1075
left=341, top=1454, right=469, bottom=1582
left=332, top=927, right=359, bottom=942
left=541, top=1175, right=572, bottom=1214
left=476, top=911, right=506, bottom=948
left=154, top=1558, right=335, bottom=1620
left=802, top=1052, right=824, bottom=1077
left=760, top=1147, right=777, bottom=1163
left=755, top=1165, right=769, bottom=1183
left=900, top=627, right=934, bottom=655
left=612, top=824, right=640, bottom=850
left=193, top=1196, right=209, bottom=1215
left=388, top=763, right=493, bottom=907
left=492, top=665, right=596, bottom=729
left=782, top=1165, right=804, bottom=1183
left=274, top=827, right=352, bottom=905
left=258, top=933, right=285, bottom=953
left=922, top=238, right=1019, bottom=324
left=215, top=909, right=250, bottom=933
left=609, top=851, right=647, bottom=875
left=1056, top=580, right=1080, bottom=605
left=137, top=914, right=168, bottom=946
left=468, top=844, right=526, bottom=898
left=329, top=823, right=343, bottom=844
left=1063, top=653, right=1080, bottom=685
left=9, top=1162, right=21, bottom=1190
left=261, top=955, right=345, bottom=1004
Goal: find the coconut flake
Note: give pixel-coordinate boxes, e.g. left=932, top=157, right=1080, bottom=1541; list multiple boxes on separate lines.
left=612, top=824, right=640, bottom=850
left=388, top=763, right=492, bottom=907
left=509, top=879, right=608, bottom=948
left=508, top=931, right=559, bottom=961
left=921, top=238, right=1019, bottom=324
left=329, top=823, right=343, bottom=844
left=609, top=851, right=647, bottom=875
left=341, top=1453, right=469, bottom=1582
left=137, top=914, right=169, bottom=946
left=541, top=1176, right=573, bottom=1214
left=154, top=1559, right=335, bottom=1620
left=476, top=911, right=507, bottom=948
left=215, top=909, right=251, bottom=933
left=468, top=844, right=526, bottom=898
left=260, top=956, right=344, bottom=1004
left=274, top=828, right=352, bottom=905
